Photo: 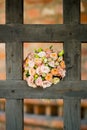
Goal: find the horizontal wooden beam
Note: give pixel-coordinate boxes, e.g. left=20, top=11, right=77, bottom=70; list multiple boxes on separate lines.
left=0, top=24, right=87, bottom=42
left=0, top=80, right=87, bottom=99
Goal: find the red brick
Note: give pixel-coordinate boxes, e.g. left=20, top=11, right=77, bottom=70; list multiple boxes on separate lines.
left=0, top=13, right=5, bottom=24
left=82, top=48, right=87, bottom=56
left=0, top=73, right=6, bottom=80
left=26, top=8, right=40, bottom=19
left=0, top=53, right=5, bottom=59
left=81, top=72, right=87, bottom=80
left=83, top=61, right=87, bottom=71
left=33, top=18, right=56, bottom=24
left=81, top=12, right=87, bottom=24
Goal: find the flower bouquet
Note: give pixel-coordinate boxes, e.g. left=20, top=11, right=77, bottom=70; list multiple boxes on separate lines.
left=23, top=46, right=66, bottom=88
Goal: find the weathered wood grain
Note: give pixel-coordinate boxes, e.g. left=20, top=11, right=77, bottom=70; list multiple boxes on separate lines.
left=6, top=100, right=23, bottom=130
left=64, top=98, right=80, bottom=130
left=0, top=24, right=87, bottom=42
left=63, top=0, right=81, bottom=130
left=0, top=80, right=86, bottom=98
left=0, top=0, right=85, bottom=130
left=6, top=0, right=23, bottom=130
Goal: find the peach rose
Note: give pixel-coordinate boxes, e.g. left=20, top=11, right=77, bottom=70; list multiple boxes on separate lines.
left=29, top=68, right=36, bottom=76
left=51, top=68, right=58, bottom=76
left=45, top=73, right=52, bottom=82
left=34, top=58, right=42, bottom=65
left=50, top=53, right=57, bottom=60
left=60, top=60, right=66, bottom=69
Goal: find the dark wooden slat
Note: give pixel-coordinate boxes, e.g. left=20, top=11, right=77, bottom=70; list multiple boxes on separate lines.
left=63, top=0, right=81, bottom=130
left=64, top=98, right=80, bottom=130
left=0, top=80, right=87, bottom=98
left=63, top=0, right=80, bottom=24
left=0, top=80, right=87, bottom=91
left=6, top=0, right=23, bottom=23
left=0, top=24, right=87, bottom=42
left=6, top=0, right=23, bottom=130
left=6, top=42, right=23, bottom=79
left=64, top=40, right=81, bottom=80
left=6, top=100, right=23, bottom=130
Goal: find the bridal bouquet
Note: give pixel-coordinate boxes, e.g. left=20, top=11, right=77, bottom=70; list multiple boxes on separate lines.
left=23, top=46, right=66, bottom=88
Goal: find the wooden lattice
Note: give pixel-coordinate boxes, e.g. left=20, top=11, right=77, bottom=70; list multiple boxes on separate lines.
left=0, top=0, right=86, bottom=130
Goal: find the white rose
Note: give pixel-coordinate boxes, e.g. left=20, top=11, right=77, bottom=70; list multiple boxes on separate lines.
left=41, top=65, right=50, bottom=74
left=42, top=81, right=52, bottom=88
left=38, top=51, right=46, bottom=57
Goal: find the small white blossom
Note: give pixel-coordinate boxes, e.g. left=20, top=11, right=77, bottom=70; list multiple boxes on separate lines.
left=38, top=51, right=46, bottom=57
left=41, top=65, right=50, bottom=74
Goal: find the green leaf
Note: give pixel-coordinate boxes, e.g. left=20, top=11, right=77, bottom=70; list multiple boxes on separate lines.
left=38, top=48, right=43, bottom=52
left=49, top=45, right=53, bottom=50
left=58, top=50, right=64, bottom=56
left=26, top=71, right=30, bottom=77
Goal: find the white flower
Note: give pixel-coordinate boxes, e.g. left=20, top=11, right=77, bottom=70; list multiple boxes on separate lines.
left=38, top=51, right=46, bottom=57
left=41, top=65, right=50, bottom=74
left=58, top=56, right=63, bottom=62
left=29, top=60, right=35, bottom=68
left=42, top=81, right=52, bottom=88
left=48, top=61, right=55, bottom=67
left=53, top=77, right=60, bottom=84
left=55, top=61, right=59, bottom=66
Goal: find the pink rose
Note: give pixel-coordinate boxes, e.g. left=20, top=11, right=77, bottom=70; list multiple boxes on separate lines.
left=42, top=81, right=52, bottom=88
left=45, top=49, right=52, bottom=58
left=27, top=52, right=34, bottom=60
left=57, top=66, right=66, bottom=78
left=36, top=66, right=42, bottom=75
left=29, top=60, right=35, bottom=68
left=26, top=76, right=36, bottom=88
left=41, top=65, right=50, bottom=74
left=35, top=77, right=43, bottom=86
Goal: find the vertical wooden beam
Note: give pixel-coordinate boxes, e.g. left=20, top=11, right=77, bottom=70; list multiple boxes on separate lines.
left=63, top=0, right=81, bottom=130
left=5, top=0, right=23, bottom=130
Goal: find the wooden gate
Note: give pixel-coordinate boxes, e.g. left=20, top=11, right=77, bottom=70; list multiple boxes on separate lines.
left=0, top=0, right=87, bottom=130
